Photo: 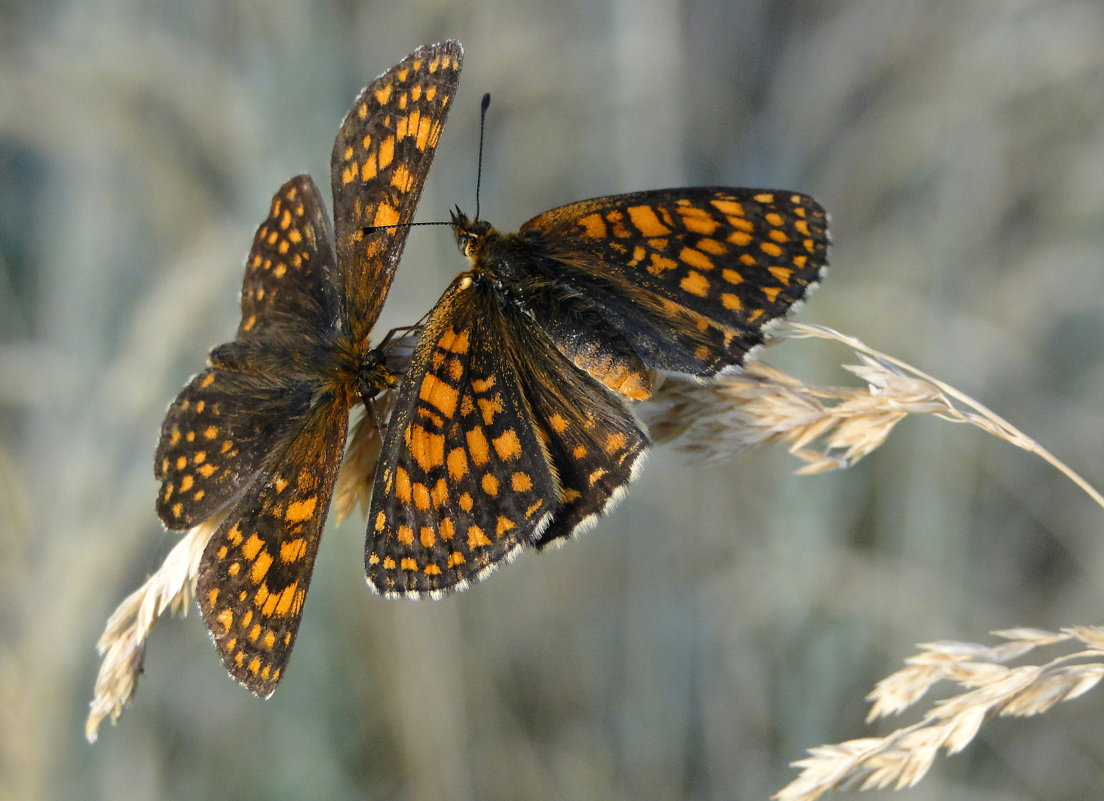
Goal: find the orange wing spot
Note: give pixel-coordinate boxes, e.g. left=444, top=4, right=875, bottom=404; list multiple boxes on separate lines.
left=242, top=533, right=265, bottom=561
left=367, top=552, right=381, bottom=565
left=752, top=192, right=776, bottom=203
left=390, top=164, right=413, bottom=191
left=438, top=326, right=471, bottom=354
left=492, top=430, right=522, bottom=461
left=629, top=245, right=647, bottom=265
left=247, top=657, right=262, bottom=676
left=524, top=500, right=545, bottom=518
left=394, top=466, right=413, bottom=503
left=471, top=376, right=496, bottom=393
left=722, top=268, right=744, bottom=284
left=272, top=264, right=287, bottom=279
left=207, top=587, right=220, bottom=606
left=696, top=237, right=727, bottom=255
left=572, top=445, right=588, bottom=459
left=459, top=492, right=474, bottom=512
left=577, top=213, right=607, bottom=238
left=562, top=489, right=582, bottom=503
left=445, top=357, right=463, bottom=381
left=263, top=630, right=276, bottom=649
left=250, top=551, right=273, bottom=583
left=216, top=608, right=234, bottom=634
left=420, top=527, right=437, bottom=548
left=447, top=551, right=466, bottom=568
left=285, top=496, right=317, bottom=523
left=680, top=270, right=710, bottom=297
left=496, top=516, right=516, bottom=536
left=477, top=396, right=504, bottom=425
left=588, top=468, right=609, bottom=486
left=226, top=523, right=244, bottom=546
left=727, top=230, right=752, bottom=247
left=280, top=538, right=307, bottom=563
left=627, top=205, right=672, bottom=237
left=185, top=431, right=196, bottom=443
left=200, top=372, right=216, bottom=389
left=467, top=525, right=491, bottom=548
left=712, top=198, right=747, bottom=217
left=221, top=440, right=233, bottom=452
left=203, top=425, right=218, bottom=440
left=765, top=212, right=784, bottom=227
left=746, top=309, right=766, bottom=324
left=193, top=451, right=206, bottom=464
left=446, top=447, right=468, bottom=480
left=804, top=238, right=817, bottom=253
left=466, top=426, right=491, bottom=466
left=738, top=253, right=758, bottom=267
left=397, top=525, right=415, bottom=546
left=416, top=113, right=435, bottom=150
left=769, top=266, right=794, bottom=284
left=481, top=473, right=500, bottom=496
left=423, top=564, right=442, bottom=576
left=605, top=432, right=628, bottom=454
left=248, top=624, right=262, bottom=642
left=374, top=510, right=386, bottom=532
left=409, top=426, right=446, bottom=471
left=274, top=477, right=289, bottom=493
left=372, top=83, right=391, bottom=106
left=548, top=413, right=569, bottom=433
left=793, top=254, right=808, bottom=269
left=161, top=484, right=173, bottom=502
left=168, top=429, right=181, bottom=447
left=228, top=562, right=241, bottom=577
left=193, top=489, right=205, bottom=502
left=647, top=253, right=678, bottom=276
left=511, top=472, right=533, bottom=492
left=382, top=556, right=396, bottom=570
left=377, top=135, right=395, bottom=169
left=679, top=206, right=720, bottom=235
left=794, top=219, right=811, bottom=236
left=179, top=474, right=194, bottom=492
left=762, top=286, right=782, bottom=303
left=288, top=228, right=302, bottom=245
left=440, top=517, right=456, bottom=540
left=431, top=478, right=449, bottom=507
left=342, top=164, right=358, bottom=185
left=400, top=557, right=418, bottom=572
left=721, top=293, right=743, bottom=310
left=760, top=241, right=783, bottom=258
left=372, top=202, right=400, bottom=228
left=679, top=246, right=715, bottom=272
left=175, top=456, right=187, bottom=471
left=413, top=482, right=431, bottom=511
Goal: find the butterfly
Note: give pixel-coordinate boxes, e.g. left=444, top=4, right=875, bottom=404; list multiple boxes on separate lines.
left=366, top=186, right=829, bottom=596
left=153, top=41, right=463, bottom=696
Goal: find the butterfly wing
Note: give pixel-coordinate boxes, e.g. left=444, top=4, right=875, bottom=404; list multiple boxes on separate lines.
left=196, top=392, right=349, bottom=697
left=366, top=277, right=557, bottom=596
left=518, top=187, right=829, bottom=380
left=331, top=40, right=463, bottom=343
left=155, top=175, right=339, bottom=530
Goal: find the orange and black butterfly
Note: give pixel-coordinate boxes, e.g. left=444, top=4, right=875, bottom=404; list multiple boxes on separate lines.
left=153, top=41, right=462, bottom=696
left=367, top=187, right=829, bottom=596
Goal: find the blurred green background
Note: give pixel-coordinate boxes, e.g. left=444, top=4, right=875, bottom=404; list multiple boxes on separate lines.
left=3, top=1, right=1104, bottom=799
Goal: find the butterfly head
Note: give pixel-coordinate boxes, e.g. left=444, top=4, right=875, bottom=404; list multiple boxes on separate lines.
left=450, top=206, right=493, bottom=261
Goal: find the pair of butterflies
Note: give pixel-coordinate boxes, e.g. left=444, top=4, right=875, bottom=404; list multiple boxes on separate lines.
left=154, top=40, right=829, bottom=696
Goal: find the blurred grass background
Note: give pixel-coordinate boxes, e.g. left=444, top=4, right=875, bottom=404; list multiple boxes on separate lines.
left=3, top=0, right=1104, bottom=799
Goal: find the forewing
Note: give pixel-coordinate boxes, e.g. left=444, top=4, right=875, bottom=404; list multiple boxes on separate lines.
left=196, top=393, right=349, bottom=697
left=366, top=277, right=559, bottom=597
left=331, top=40, right=463, bottom=342
left=238, top=174, right=340, bottom=339
left=520, top=187, right=829, bottom=376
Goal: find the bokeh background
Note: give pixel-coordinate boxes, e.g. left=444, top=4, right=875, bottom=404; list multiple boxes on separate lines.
left=3, top=1, right=1104, bottom=799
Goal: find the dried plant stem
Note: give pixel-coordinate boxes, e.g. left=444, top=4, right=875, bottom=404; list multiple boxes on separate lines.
left=783, top=322, right=1104, bottom=510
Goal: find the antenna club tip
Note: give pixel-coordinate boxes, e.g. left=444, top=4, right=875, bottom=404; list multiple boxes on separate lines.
left=481, top=93, right=491, bottom=112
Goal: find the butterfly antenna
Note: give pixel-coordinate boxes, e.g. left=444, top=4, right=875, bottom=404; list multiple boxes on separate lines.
left=475, top=92, right=491, bottom=221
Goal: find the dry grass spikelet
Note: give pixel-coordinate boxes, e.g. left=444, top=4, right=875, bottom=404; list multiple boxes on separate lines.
left=774, top=628, right=1104, bottom=800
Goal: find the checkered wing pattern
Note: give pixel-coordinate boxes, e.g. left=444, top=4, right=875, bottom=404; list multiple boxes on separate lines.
left=365, top=275, right=647, bottom=596
left=518, top=187, right=829, bottom=384
left=155, top=176, right=335, bottom=530
left=331, top=40, right=463, bottom=342
left=196, top=394, right=348, bottom=697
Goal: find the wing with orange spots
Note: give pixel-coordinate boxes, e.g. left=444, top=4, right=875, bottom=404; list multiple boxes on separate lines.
left=365, top=273, right=649, bottom=595
left=518, top=188, right=829, bottom=377
left=237, top=174, right=341, bottom=341
left=196, top=392, right=349, bottom=697
left=365, top=275, right=560, bottom=596
left=331, top=40, right=463, bottom=343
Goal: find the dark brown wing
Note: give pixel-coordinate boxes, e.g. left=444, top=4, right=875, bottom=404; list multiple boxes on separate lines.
left=365, top=274, right=648, bottom=596
left=331, top=40, right=463, bottom=343
left=155, top=176, right=338, bottom=530
left=518, top=187, right=829, bottom=379
left=196, top=392, right=349, bottom=697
